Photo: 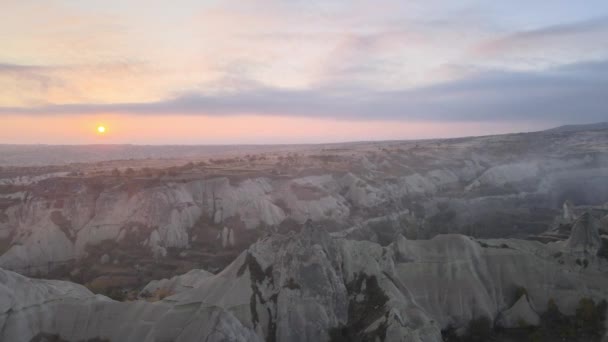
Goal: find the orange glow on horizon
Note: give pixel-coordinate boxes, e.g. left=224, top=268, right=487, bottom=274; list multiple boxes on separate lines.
left=0, top=114, right=550, bottom=145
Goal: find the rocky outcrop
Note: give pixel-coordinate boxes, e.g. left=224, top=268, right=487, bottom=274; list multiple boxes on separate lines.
left=339, top=172, right=383, bottom=207
left=1, top=127, right=608, bottom=275
left=567, top=212, right=602, bottom=254
left=563, top=200, right=578, bottom=223
left=2, top=220, right=608, bottom=342
left=496, top=295, right=540, bottom=328
left=466, top=161, right=539, bottom=191
left=139, top=268, right=214, bottom=297
left=0, top=267, right=261, bottom=342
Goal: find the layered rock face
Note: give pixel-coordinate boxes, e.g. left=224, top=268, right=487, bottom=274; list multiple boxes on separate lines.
left=1, top=127, right=607, bottom=274
left=1, top=221, right=607, bottom=342
left=0, top=268, right=262, bottom=342
left=567, top=212, right=602, bottom=254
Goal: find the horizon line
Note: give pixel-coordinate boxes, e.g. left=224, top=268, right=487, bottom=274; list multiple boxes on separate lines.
left=1, top=121, right=606, bottom=148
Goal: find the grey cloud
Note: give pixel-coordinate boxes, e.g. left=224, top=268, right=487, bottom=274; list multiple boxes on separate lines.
left=0, top=61, right=145, bottom=80
left=1, top=60, right=607, bottom=123
left=507, top=16, right=608, bottom=40
left=0, top=63, right=50, bottom=72
left=0, top=63, right=61, bottom=90
left=475, top=16, right=608, bottom=56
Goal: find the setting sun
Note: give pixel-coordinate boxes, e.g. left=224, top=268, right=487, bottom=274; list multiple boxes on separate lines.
left=97, top=125, right=106, bottom=134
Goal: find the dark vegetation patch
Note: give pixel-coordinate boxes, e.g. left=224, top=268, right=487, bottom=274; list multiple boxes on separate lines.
left=598, top=238, right=608, bottom=260
left=365, top=219, right=404, bottom=246
left=276, top=218, right=302, bottom=234
left=309, top=154, right=342, bottom=164
left=94, top=286, right=129, bottom=301
left=283, top=277, right=301, bottom=290
left=575, top=258, right=589, bottom=268
left=32, top=177, right=84, bottom=200
left=475, top=240, right=512, bottom=249
left=329, top=273, right=389, bottom=342
left=273, top=198, right=291, bottom=214
left=0, top=184, right=27, bottom=194
left=237, top=252, right=277, bottom=342
left=29, top=333, right=109, bottom=342
left=442, top=316, right=493, bottom=342
left=442, top=297, right=607, bottom=342
left=237, top=252, right=273, bottom=283
left=188, top=214, right=260, bottom=273
left=0, top=236, right=12, bottom=255
left=290, top=182, right=326, bottom=200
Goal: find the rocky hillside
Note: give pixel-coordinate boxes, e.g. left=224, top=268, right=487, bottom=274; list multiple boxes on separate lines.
left=0, top=127, right=607, bottom=290
left=1, top=218, right=607, bottom=342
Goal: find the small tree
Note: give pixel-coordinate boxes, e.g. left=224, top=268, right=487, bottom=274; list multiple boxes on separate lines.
left=575, top=298, right=607, bottom=337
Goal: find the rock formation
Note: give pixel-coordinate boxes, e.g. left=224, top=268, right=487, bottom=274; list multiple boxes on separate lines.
left=1, top=220, right=607, bottom=342
left=496, top=295, right=540, bottom=328
left=139, top=269, right=214, bottom=298
left=2, top=125, right=608, bottom=274
left=567, top=212, right=602, bottom=255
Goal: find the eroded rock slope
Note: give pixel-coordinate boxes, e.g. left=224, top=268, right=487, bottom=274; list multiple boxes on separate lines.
left=1, top=218, right=607, bottom=342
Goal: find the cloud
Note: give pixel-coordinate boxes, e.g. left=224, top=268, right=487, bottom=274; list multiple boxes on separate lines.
left=473, top=16, right=608, bottom=62
left=1, top=59, right=606, bottom=124
left=0, top=61, right=158, bottom=106
left=0, top=63, right=60, bottom=91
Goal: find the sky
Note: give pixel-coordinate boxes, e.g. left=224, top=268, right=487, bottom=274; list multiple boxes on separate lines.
left=1, top=0, right=607, bottom=144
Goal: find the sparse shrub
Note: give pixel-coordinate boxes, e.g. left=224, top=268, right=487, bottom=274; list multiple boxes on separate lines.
left=575, top=298, right=607, bottom=338
left=597, top=238, right=608, bottom=260
left=156, top=287, right=173, bottom=300
left=552, top=251, right=563, bottom=258
left=477, top=241, right=489, bottom=248
left=534, top=297, right=607, bottom=341
left=440, top=297, right=607, bottom=342
left=464, top=316, right=493, bottom=342
left=546, top=298, right=559, bottom=315
left=441, top=325, right=460, bottom=342
left=283, top=277, right=301, bottom=290
left=517, top=318, right=529, bottom=328
left=104, top=287, right=126, bottom=301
